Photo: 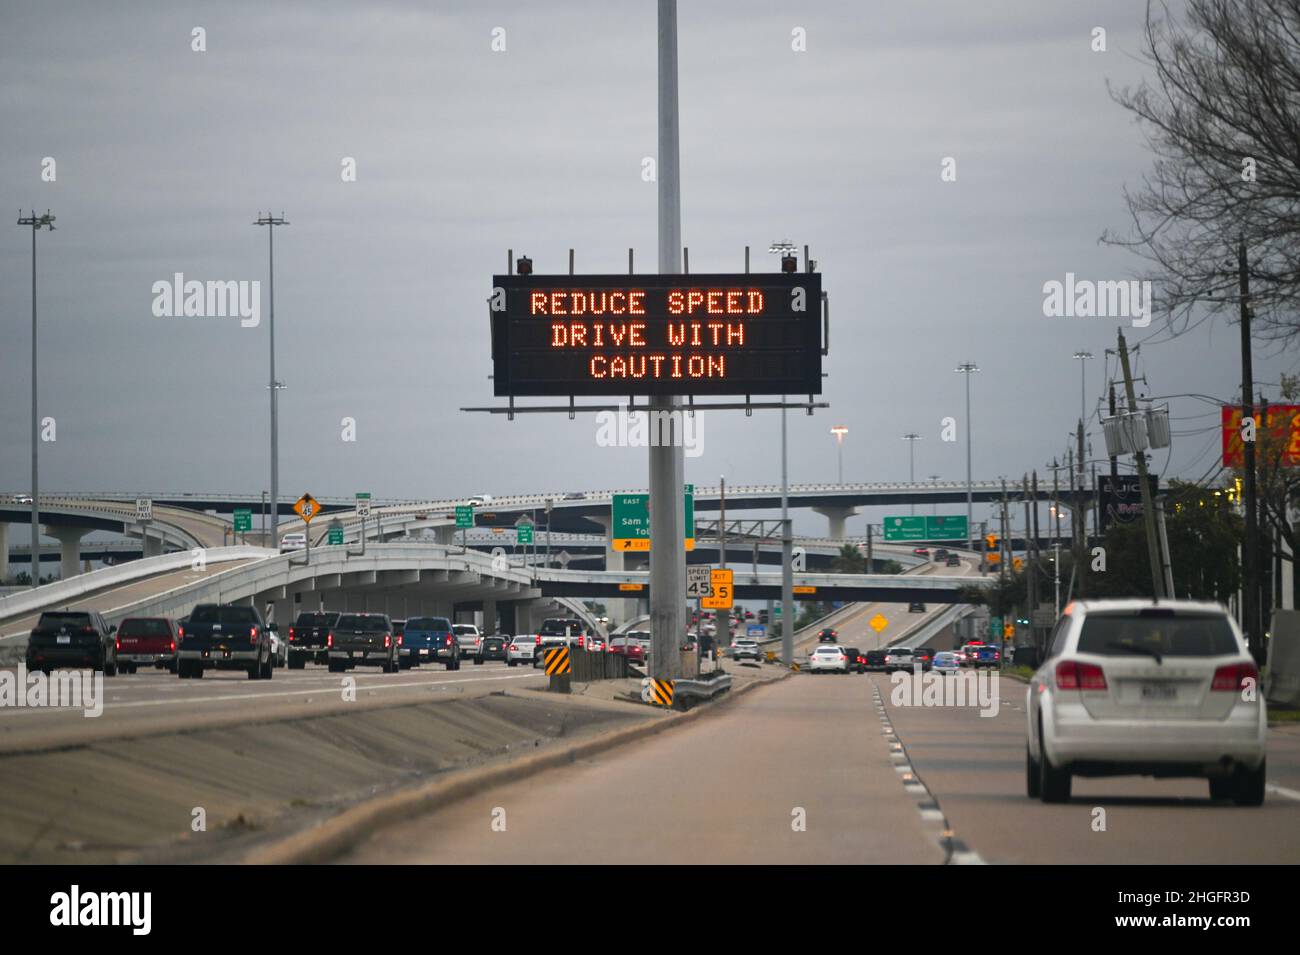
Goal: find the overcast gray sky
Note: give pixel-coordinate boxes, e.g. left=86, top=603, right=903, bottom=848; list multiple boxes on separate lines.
left=2, top=1, right=1293, bottom=532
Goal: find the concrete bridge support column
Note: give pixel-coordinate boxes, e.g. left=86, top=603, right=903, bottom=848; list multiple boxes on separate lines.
left=142, top=529, right=163, bottom=558
left=482, top=598, right=498, bottom=635
left=45, top=525, right=92, bottom=581
left=434, top=526, right=457, bottom=546
left=0, top=523, right=8, bottom=582
left=812, top=505, right=858, bottom=541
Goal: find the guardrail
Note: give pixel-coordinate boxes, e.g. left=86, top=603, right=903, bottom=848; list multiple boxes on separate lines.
left=672, top=672, right=732, bottom=708
left=0, top=546, right=274, bottom=625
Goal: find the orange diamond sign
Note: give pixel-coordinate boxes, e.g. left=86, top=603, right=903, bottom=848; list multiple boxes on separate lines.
left=294, top=493, right=321, bottom=523
left=870, top=613, right=889, bottom=633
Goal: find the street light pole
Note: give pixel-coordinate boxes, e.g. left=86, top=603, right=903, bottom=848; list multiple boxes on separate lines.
left=770, top=240, right=797, bottom=666
left=955, top=362, right=980, bottom=549
left=901, top=433, right=921, bottom=515
left=830, top=425, right=848, bottom=484
left=18, top=210, right=55, bottom=588
left=254, top=212, right=289, bottom=549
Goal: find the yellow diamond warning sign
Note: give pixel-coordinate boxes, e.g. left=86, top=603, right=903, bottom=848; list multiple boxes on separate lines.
left=294, top=493, right=321, bottom=523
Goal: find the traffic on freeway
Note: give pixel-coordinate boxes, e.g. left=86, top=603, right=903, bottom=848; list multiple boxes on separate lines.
left=0, top=0, right=1294, bottom=938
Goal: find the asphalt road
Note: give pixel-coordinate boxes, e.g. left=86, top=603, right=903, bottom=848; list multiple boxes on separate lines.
left=794, top=555, right=978, bottom=656
left=0, top=558, right=265, bottom=644
left=0, top=659, right=546, bottom=753
left=344, top=666, right=946, bottom=864
left=342, top=663, right=1300, bottom=864
left=870, top=670, right=1300, bottom=864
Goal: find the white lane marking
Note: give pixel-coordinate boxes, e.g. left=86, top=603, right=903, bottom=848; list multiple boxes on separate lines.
left=0, top=672, right=541, bottom=716
left=1266, top=784, right=1300, bottom=802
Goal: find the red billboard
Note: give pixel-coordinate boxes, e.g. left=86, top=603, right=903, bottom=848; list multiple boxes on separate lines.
left=1221, top=404, right=1300, bottom=468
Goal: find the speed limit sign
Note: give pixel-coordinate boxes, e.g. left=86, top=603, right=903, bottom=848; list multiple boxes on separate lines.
left=294, top=493, right=320, bottom=523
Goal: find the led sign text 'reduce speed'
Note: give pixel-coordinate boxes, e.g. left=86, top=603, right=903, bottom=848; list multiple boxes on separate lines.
left=489, top=273, right=822, bottom=397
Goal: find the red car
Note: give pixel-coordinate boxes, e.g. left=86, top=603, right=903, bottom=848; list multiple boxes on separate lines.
left=114, top=617, right=178, bottom=673
left=609, top=637, right=645, bottom=663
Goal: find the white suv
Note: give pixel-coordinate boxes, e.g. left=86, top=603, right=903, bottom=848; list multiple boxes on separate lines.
left=1026, top=599, right=1267, bottom=805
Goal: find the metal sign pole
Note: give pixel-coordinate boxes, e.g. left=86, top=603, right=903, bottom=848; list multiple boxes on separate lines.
left=649, top=0, right=686, bottom=682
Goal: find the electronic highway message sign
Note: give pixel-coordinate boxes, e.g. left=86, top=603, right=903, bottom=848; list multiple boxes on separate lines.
left=489, top=273, right=822, bottom=397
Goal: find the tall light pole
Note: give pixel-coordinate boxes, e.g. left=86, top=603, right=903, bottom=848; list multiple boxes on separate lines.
left=830, top=425, right=848, bottom=484
left=770, top=240, right=796, bottom=664
left=18, top=210, right=55, bottom=588
left=254, top=212, right=288, bottom=547
left=955, top=362, right=980, bottom=548
left=1072, top=351, right=1093, bottom=428
left=901, top=433, right=921, bottom=515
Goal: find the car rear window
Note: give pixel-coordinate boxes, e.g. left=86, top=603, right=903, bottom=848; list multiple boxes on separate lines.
left=453, top=625, right=476, bottom=635
left=540, top=619, right=582, bottom=635
left=120, top=618, right=171, bottom=635
left=37, top=612, right=93, bottom=628
left=294, top=612, right=336, bottom=627
left=336, top=614, right=389, bottom=631
left=189, top=605, right=259, bottom=625
left=407, top=617, right=451, bottom=632
left=1076, top=611, right=1239, bottom=658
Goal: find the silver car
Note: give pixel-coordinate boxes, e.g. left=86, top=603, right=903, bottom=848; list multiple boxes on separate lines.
left=1026, top=599, right=1267, bottom=805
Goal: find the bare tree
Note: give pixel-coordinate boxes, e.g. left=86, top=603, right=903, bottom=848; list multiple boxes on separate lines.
left=1105, top=0, right=1300, bottom=342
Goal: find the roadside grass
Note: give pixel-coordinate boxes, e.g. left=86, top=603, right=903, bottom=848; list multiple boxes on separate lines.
left=1000, top=664, right=1035, bottom=682
left=1268, top=707, right=1300, bottom=724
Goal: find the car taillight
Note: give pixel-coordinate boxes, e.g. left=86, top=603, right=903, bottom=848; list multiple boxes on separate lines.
left=177, top=625, right=185, bottom=639
left=249, top=626, right=259, bottom=643
left=384, top=633, right=391, bottom=649
left=397, top=635, right=404, bottom=647
left=535, top=635, right=542, bottom=645
left=115, top=637, right=121, bottom=651
left=1211, top=662, right=1258, bottom=692
left=169, top=639, right=176, bottom=653
left=1056, top=660, right=1107, bottom=691
left=327, top=632, right=334, bottom=648
left=446, top=636, right=453, bottom=645
left=288, top=627, right=296, bottom=642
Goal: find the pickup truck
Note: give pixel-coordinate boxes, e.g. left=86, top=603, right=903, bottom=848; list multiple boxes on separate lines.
left=286, top=611, right=339, bottom=668
left=970, top=644, right=1002, bottom=669
left=402, top=616, right=461, bottom=670
left=176, top=603, right=274, bottom=679
left=327, top=613, right=399, bottom=673
left=530, top=617, right=587, bottom=668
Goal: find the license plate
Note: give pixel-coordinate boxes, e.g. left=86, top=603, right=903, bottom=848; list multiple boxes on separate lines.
left=57, top=635, right=70, bottom=645
left=1140, top=682, right=1177, bottom=700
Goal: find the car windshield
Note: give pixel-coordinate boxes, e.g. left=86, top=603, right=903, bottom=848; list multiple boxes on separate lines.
left=407, top=617, right=451, bottom=632
left=1077, top=611, right=1238, bottom=657
left=189, top=605, right=259, bottom=626
left=336, top=614, right=388, bottom=631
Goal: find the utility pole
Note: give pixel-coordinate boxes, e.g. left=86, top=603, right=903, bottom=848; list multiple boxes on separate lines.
left=1116, top=329, right=1166, bottom=599
left=717, top=476, right=728, bottom=662
left=1023, top=474, right=1037, bottom=649
left=254, top=212, right=288, bottom=550
left=999, top=479, right=1011, bottom=587
left=17, top=210, right=55, bottom=588
left=1076, top=420, right=1088, bottom=597
left=649, top=0, right=686, bottom=680
left=1237, top=236, right=1261, bottom=660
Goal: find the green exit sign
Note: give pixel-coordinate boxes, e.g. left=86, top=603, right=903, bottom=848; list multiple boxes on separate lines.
left=882, top=514, right=969, bottom=542
left=327, top=525, right=344, bottom=545
left=233, top=509, right=252, bottom=533
left=516, top=522, right=534, bottom=545
left=456, top=505, right=474, bottom=528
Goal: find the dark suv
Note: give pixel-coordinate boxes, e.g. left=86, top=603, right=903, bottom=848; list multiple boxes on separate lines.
left=27, top=610, right=118, bottom=675
left=817, top=628, right=839, bottom=643
left=177, top=604, right=274, bottom=679
left=842, top=646, right=865, bottom=673
left=328, top=613, right=399, bottom=672
left=912, top=647, right=937, bottom=670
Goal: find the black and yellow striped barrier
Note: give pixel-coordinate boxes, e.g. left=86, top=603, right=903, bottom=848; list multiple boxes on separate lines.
left=649, top=678, right=674, bottom=706
left=791, top=662, right=801, bottom=672
left=544, top=646, right=572, bottom=676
